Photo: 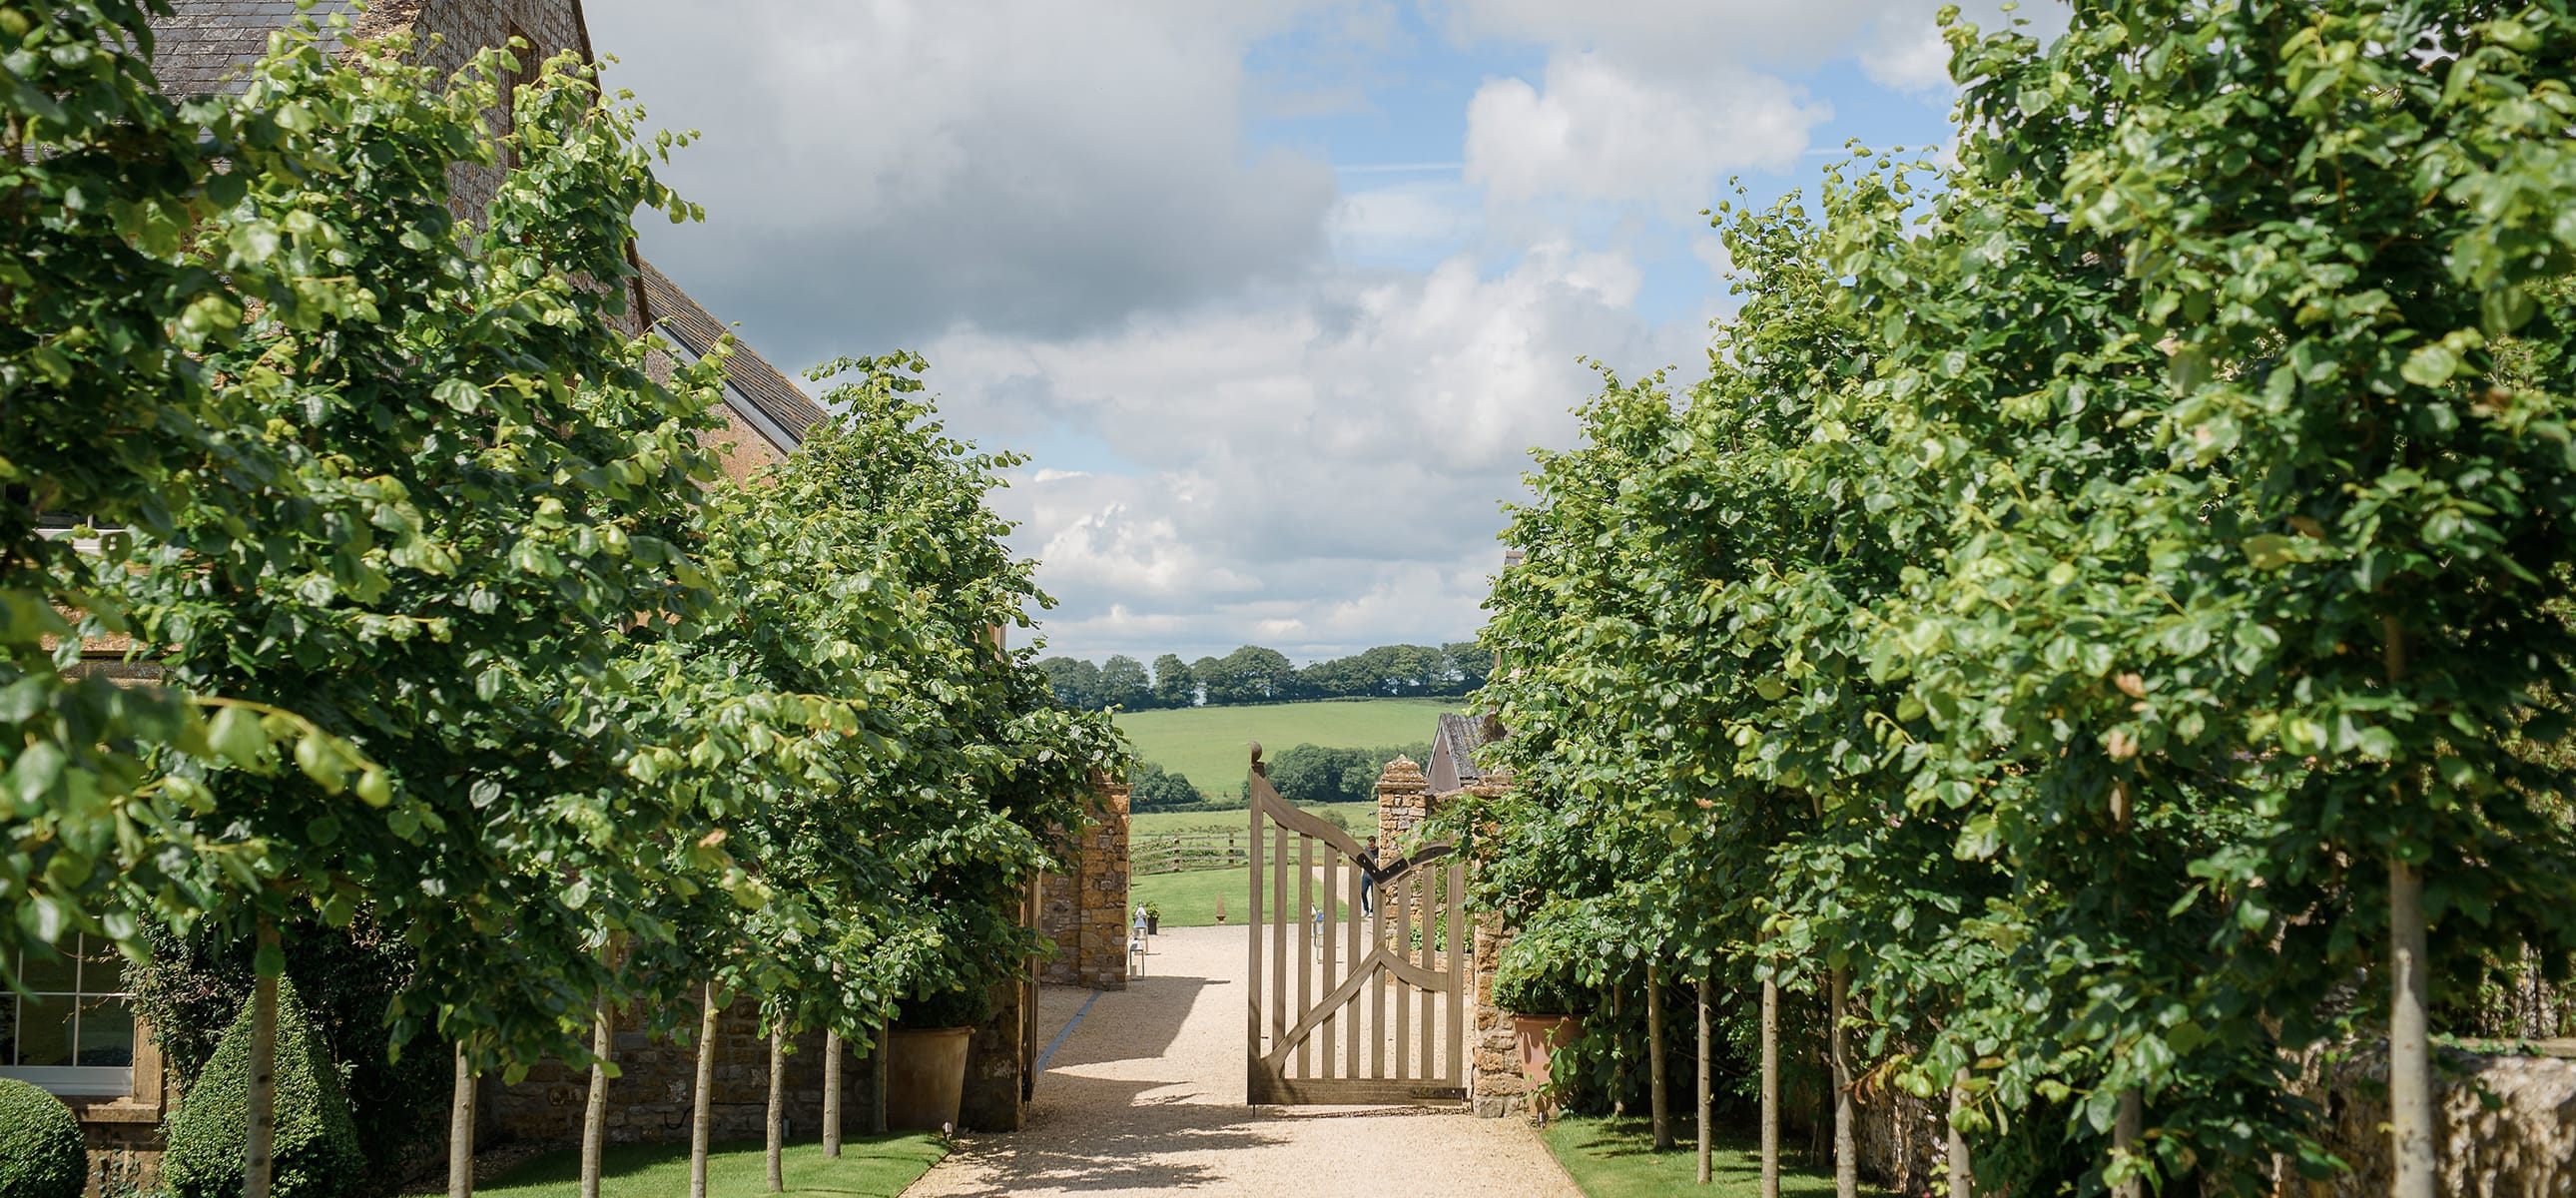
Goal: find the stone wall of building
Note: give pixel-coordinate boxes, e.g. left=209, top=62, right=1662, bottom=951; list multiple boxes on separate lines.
left=1037, top=781, right=1132, bottom=991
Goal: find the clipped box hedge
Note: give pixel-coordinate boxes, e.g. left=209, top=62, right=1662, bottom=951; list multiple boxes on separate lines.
left=162, top=979, right=362, bottom=1198
left=0, top=1077, right=85, bottom=1198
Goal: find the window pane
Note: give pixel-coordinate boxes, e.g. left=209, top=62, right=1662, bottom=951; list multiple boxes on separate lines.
left=76, top=936, right=127, bottom=996
left=0, top=995, right=16, bottom=1066
left=16, top=996, right=72, bottom=1067
left=76, top=996, right=134, bottom=1067
left=19, top=947, right=75, bottom=993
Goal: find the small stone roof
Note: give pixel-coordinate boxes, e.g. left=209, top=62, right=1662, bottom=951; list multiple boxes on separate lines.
left=1426, top=713, right=1494, bottom=796
left=638, top=260, right=826, bottom=446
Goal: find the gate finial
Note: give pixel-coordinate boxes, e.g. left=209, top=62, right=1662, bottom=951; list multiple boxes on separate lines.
left=1249, top=740, right=1265, bottom=778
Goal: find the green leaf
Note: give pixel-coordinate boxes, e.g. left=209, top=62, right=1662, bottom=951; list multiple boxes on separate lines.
left=207, top=706, right=269, bottom=767
left=2400, top=342, right=2459, bottom=386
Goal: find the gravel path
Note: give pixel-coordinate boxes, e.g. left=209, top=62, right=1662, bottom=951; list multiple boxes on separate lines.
left=905, top=924, right=1583, bottom=1198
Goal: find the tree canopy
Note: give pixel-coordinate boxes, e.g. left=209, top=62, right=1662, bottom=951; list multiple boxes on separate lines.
left=1456, top=0, right=2576, bottom=1190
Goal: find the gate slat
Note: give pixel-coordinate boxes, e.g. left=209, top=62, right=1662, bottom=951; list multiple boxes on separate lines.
left=1371, top=859, right=1387, bottom=1080
left=1296, top=833, right=1312, bottom=1080
left=1347, top=853, right=1363, bottom=1078
left=1272, top=815, right=1289, bottom=1060
left=1319, top=850, right=1335, bottom=1080
left=1418, top=868, right=1435, bottom=1082
left=1394, top=871, right=1412, bottom=1081
left=1247, top=798, right=1263, bottom=1081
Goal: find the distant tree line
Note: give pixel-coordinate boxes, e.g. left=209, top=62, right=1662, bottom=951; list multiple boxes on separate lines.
left=1128, top=742, right=1434, bottom=813
left=1041, top=642, right=1491, bottom=711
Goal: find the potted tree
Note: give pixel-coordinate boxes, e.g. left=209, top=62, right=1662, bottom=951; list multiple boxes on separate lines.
left=886, top=984, right=993, bottom=1133
left=1492, top=933, right=1590, bottom=1102
left=1140, top=901, right=1161, bottom=936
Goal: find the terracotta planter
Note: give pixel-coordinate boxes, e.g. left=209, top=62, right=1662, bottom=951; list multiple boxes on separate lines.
left=885, top=1026, right=972, bottom=1132
left=1514, top=1014, right=1584, bottom=1089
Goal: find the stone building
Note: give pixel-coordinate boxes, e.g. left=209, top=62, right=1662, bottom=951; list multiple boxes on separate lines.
left=19, top=0, right=830, bottom=1177
left=1425, top=711, right=1497, bottom=798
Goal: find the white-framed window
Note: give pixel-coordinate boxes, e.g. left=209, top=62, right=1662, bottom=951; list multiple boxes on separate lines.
left=1, top=935, right=135, bottom=1096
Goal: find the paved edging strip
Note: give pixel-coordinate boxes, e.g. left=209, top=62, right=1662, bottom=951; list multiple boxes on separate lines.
left=1035, top=988, right=1103, bottom=1072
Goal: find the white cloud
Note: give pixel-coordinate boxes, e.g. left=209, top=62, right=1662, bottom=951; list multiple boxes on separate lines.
left=578, top=1, right=2076, bottom=663
left=591, top=1, right=1342, bottom=365
left=1330, top=181, right=1482, bottom=263
left=1465, top=53, right=1827, bottom=212
left=933, top=249, right=1701, bottom=659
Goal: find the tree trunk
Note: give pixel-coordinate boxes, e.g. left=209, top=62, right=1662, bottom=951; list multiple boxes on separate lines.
left=1948, top=1073, right=1973, bottom=1198
left=2390, top=857, right=2434, bottom=1198
left=2113, top=1088, right=2142, bottom=1198
left=247, top=920, right=279, bottom=1198
left=1831, top=968, right=1856, bottom=1198
left=1697, top=972, right=1712, bottom=1186
left=581, top=991, right=612, bottom=1198
left=824, top=1027, right=843, bottom=1158
left=871, top=1019, right=889, bottom=1135
left=766, top=1026, right=787, bottom=1192
left=691, top=982, right=719, bottom=1198
left=1761, top=975, right=1779, bottom=1198
left=1648, top=963, right=1670, bottom=1151
left=447, top=1040, right=473, bottom=1198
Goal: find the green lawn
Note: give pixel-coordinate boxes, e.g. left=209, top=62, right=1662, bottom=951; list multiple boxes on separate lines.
left=479, top=1136, right=947, bottom=1198
left=1114, top=697, right=1455, bottom=794
left=1131, top=866, right=1354, bottom=928
left=1541, top=1116, right=1886, bottom=1198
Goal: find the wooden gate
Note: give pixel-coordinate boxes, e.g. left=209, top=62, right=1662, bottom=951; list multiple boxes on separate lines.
left=1246, top=745, right=1466, bottom=1104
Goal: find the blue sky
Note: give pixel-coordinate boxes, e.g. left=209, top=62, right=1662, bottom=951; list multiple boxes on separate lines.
left=588, top=1, right=2050, bottom=664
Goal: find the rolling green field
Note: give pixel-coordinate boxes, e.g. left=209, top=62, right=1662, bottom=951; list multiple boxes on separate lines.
left=1113, top=697, right=1455, bottom=793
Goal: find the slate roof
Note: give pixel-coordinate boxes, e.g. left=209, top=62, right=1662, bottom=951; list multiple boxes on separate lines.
left=638, top=261, right=827, bottom=447
left=1427, top=712, right=1496, bottom=795
left=145, top=1, right=366, bottom=98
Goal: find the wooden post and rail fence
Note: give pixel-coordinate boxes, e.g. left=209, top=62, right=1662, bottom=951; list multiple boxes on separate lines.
left=1131, top=831, right=1252, bottom=877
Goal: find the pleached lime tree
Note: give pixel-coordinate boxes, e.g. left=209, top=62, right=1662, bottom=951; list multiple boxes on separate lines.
left=0, top=0, right=383, bottom=986
left=1470, top=0, right=2576, bottom=1192
left=10, top=10, right=1121, bottom=1198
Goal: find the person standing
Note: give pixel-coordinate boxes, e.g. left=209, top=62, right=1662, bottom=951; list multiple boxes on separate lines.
left=1357, top=837, right=1382, bottom=916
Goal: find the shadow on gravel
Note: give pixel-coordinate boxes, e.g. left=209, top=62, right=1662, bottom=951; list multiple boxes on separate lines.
left=1039, top=974, right=1221, bottom=1070
left=937, top=1076, right=1280, bottom=1196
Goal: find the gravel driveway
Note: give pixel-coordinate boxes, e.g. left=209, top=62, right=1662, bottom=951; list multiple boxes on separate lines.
left=904, top=923, right=1583, bottom=1197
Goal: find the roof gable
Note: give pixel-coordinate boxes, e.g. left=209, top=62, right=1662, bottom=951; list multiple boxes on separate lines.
left=638, top=261, right=826, bottom=452
left=1427, top=712, right=1495, bottom=795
